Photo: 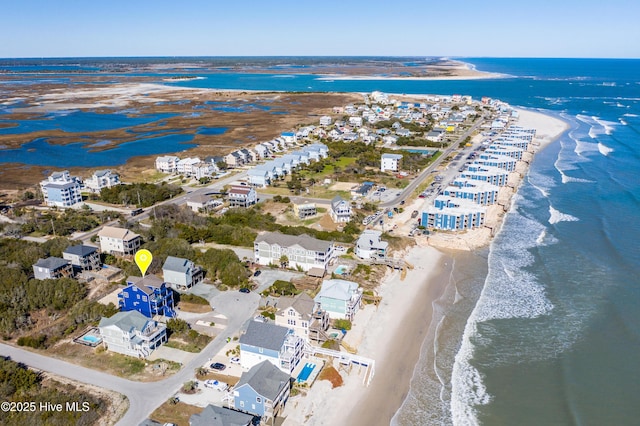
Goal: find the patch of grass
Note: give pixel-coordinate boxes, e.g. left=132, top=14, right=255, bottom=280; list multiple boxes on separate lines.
left=150, top=401, right=202, bottom=426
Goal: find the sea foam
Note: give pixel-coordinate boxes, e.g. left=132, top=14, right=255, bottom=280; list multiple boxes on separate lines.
left=549, top=206, right=579, bottom=224
left=598, top=142, right=614, bottom=156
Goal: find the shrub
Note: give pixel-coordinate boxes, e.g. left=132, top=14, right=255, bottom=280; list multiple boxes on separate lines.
left=17, top=334, right=47, bottom=349
left=333, top=319, right=352, bottom=331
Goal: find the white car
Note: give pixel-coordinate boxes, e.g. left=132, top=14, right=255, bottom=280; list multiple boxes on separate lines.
left=204, top=380, right=228, bottom=391
left=230, top=357, right=241, bottom=365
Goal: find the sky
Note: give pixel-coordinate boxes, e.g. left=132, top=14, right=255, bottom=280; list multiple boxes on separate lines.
left=2, top=0, right=639, bottom=58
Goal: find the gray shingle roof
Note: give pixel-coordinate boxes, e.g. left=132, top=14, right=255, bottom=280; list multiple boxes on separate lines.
left=64, top=244, right=98, bottom=257
left=240, top=321, right=289, bottom=352
left=277, top=293, right=315, bottom=321
left=236, top=360, right=290, bottom=400
left=162, top=256, right=191, bottom=273
left=255, top=231, right=332, bottom=252
left=34, top=257, right=70, bottom=270
left=98, top=310, right=150, bottom=332
left=189, top=405, right=254, bottom=426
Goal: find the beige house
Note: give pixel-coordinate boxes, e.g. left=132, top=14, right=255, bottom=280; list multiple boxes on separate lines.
left=274, top=293, right=330, bottom=343
left=98, top=226, right=141, bottom=256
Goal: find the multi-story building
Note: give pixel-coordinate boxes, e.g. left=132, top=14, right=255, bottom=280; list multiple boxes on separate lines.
left=228, top=185, right=257, bottom=208
left=62, top=245, right=101, bottom=271
left=380, top=153, right=403, bottom=172
left=84, top=169, right=120, bottom=193
left=239, top=320, right=303, bottom=374
left=118, top=275, right=176, bottom=318
left=232, top=360, right=291, bottom=422
left=162, top=256, right=203, bottom=290
left=274, top=293, right=330, bottom=343
left=314, top=279, right=363, bottom=320
left=155, top=155, right=180, bottom=173
left=329, top=196, right=351, bottom=223
left=32, top=257, right=73, bottom=280
left=98, top=310, right=167, bottom=358
left=40, top=170, right=83, bottom=207
left=254, top=232, right=335, bottom=273
left=423, top=197, right=486, bottom=231
left=354, top=230, right=388, bottom=260
left=293, top=203, right=316, bottom=219
left=98, top=226, right=141, bottom=256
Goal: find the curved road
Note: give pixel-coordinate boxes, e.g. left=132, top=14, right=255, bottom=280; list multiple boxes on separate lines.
left=0, top=291, right=260, bottom=425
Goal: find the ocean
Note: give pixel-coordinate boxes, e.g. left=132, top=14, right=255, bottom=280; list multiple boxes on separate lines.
left=2, top=57, right=640, bottom=424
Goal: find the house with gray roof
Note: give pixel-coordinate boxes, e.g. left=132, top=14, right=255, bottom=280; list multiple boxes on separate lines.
left=239, top=320, right=303, bottom=375
left=63, top=244, right=100, bottom=271
left=315, top=279, right=363, bottom=320
left=162, top=256, right=203, bottom=290
left=354, top=230, right=388, bottom=260
left=253, top=231, right=335, bottom=272
left=32, top=257, right=73, bottom=280
left=189, top=405, right=254, bottom=426
left=84, top=169, right=120, bottom=193
left=98, top=310, right=166, bottom=358
left=274, top=293, right=330, bottom=343
left=232, top=360, right=291, bottom=421
left=329, top=195, right=351, bottom=223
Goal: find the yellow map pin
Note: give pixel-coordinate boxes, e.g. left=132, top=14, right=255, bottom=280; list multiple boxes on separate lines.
left=135, top=249, right=153, bottom=276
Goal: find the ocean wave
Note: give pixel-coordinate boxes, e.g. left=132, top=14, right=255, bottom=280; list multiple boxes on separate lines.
left=560, top=172, right=595, bottom=184
left=598, top=142, right=614, bottom=156
left=573, top=139, right=599, bottom=156
left=623, top=113, right=639, bottom=117
left=549, top=206, right=579, bottom=224
left=451, top=210, right=553, bottom=424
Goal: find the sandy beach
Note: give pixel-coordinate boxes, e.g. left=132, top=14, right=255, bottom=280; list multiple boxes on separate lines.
left=283, top=107, right=570, bottom=426
left=283, top=246, right=450, bottom=425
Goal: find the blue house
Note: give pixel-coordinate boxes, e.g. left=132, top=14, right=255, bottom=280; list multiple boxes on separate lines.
left=118, top=275, right=176, bottom=318
left=239, top=321, right=304, bottom=374
left=423, top=197, right=486, bottom=231
left=232, top=360, right=291, bottom=421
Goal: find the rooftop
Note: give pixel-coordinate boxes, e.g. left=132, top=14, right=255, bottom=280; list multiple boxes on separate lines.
left=240, top=321, right=289, bottom=352
left=255, top=231, right=333, bottom=252
left=236, top=360, right=290, bottom=400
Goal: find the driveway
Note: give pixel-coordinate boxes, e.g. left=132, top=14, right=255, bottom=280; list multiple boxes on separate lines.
left=251, top=269, right=305, bottom=293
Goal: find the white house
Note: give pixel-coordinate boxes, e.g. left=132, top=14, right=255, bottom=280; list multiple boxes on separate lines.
left=355, top=230, right=388, bottom=260
left=314, top=279, right=363, bottom=320
left=228, top=185, right=257, bottom=208
left=253, top=232, right=335, bottom=273
left=98, top=226, right=141, bottom=256
left=329, top=196, right=351, bottom=223
left=274, top=293, right=330, bottom=343
left=40, top=170, right=83, bottom=208
left=176, top=157, right=201, bottom=176
left=186, top=194, right=221, bottom=212
left=84, top=170, right=120, bottom=193
left=98, top=310, right=167, bottom=358
left=348, top=116, right=363, bottom=127
left=155, top=155, right=180, bottom=173
left=162, top=256, right=203, bottom=290
left=247, top=168, right=271, bottom=187
left=380, top=153, right=403, bottom=172
left=280, top=132, right=297, bottom=145
left=319, top=116, right=332, bottom=126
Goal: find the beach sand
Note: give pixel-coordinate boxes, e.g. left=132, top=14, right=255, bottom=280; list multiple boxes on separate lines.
left=283, top=246, right=450, bottom=425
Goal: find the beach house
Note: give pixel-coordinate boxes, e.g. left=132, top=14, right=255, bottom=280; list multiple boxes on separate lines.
left=186, top=194, right=219, bottom=212
left=315, top=279, right=363, bottom=320
left=228, top=185, right=257, bottom=208
left=274, top=293, right=330, bottom=343
left=40, top=170, right=83, bottom=208
left=189, top=405, right=255, bottom=426
left=329, top=196, right=352, bottom=223
left=118, top=275, right=176, bottom=318
left=239, top=320, right=304, bottom=374
left=98, top=310, right=167, bottom=359
left=380, top=153, right=403, bottom=172
left=62, top=244, right=100, bottom=272
left=253, top=232, right=335, bottom=272
left=232, top=360, right=291, bottom=421
left=247, top=168, right=271, bottom=187
left=162, top=256, right=203, bottom=290
left=293, top=203, right=316, bottom=219
left=98, top=226, right=141, bottom=256
left=280, top=132, right=297, bottom=145
left=32, top=257, right=73, bottom=280
left=443, top=181, right=499, bottom=206
left=319, top=115, right=332, bottom=126
left=354, top=230, right=388, bottom=260
left=84, top=169, right=120, bottom=193
left=155, top=155, right=180, bottom=173
left=176, top=157, right=201, bottom=176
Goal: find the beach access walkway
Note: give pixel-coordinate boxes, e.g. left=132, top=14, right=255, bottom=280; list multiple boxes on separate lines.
left=303, top=341, right=375, bottom=386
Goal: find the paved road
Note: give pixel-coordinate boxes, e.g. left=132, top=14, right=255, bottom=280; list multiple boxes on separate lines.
left=0, top=289, right=259, bottom=426
left=380, top=116, right=486, bottom=209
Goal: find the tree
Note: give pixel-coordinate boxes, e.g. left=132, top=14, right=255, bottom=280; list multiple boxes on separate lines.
left=279, top=255, right=289, bottom=269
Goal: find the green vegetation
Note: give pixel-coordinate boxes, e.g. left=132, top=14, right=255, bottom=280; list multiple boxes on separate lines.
left=263, top=280, right=298, bottom=296
left=178, top=294, right=209, bottom=305
left=198, top=248, right=248, bottom=288
left=0, top=357, right=107, bottom=426
left=165, top=318, right=212, bottom=353
left=100, top=182, right=182, bottom=207
left=333, top=319, right=352, bottom=331
left=19, top=209, right=121, bottom=237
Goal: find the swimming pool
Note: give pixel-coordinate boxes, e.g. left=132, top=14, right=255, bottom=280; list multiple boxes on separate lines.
left=297, top=363, right=316, bottom=382
left=334, top=265, right=349, bottom=275
left=81, top=335, right=101, bottom=344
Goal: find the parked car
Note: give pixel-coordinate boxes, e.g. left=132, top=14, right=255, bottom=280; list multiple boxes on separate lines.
left=253, top=270, right=261, bottom=277
left=210, top=362, right=226, bottom=371
left=230, top=357, right=241, bottom=365
left=204, top=379, right=228, bottom=391
left=411, top=210, right=419, bottom=218
left=239, top=287, right=251, bottom=294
